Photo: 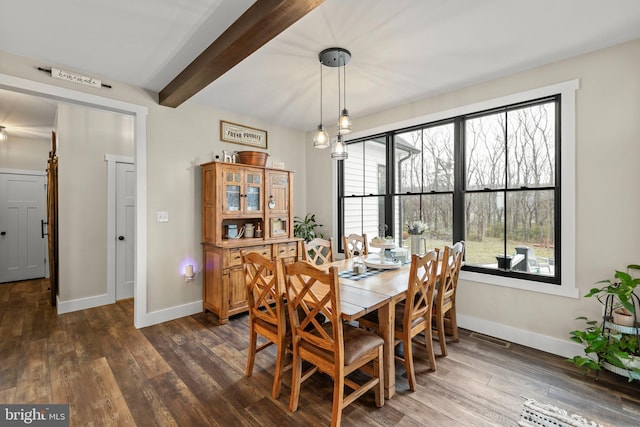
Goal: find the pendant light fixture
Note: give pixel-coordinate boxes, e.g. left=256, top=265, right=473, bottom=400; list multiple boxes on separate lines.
left=313, top=60, right=329, bottom=148
left=331, top=133, right=348, bottom=160
left=315, top=47, right=352, bottom=160
left=338, top=59, right=352, bottom=134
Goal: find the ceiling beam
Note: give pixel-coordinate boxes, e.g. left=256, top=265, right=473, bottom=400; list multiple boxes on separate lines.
left=159, top=0, right=325, bottom=108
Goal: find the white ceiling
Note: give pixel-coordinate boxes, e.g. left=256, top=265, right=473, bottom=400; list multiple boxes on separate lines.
left=2, top=0, right=640, bottom=138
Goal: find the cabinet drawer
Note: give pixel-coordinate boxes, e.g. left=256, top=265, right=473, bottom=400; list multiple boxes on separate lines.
left=225, top=245, right=272, bottom=268
left=276, top=242, right=298, bottom=259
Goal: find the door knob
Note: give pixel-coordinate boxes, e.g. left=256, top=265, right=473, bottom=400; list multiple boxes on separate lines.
left=118, top=235, right=125, bottom=241
left=0, top=231, right=6, bottom=236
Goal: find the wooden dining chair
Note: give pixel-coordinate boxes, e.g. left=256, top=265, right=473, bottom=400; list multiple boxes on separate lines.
left=242, top=251, right=289, bottom=399
left=359, top=250, right=440, bottom=391
left=432, top=241, right=464, bottom=357
left=284, top=260, right=384, bottom=427
left=342, top=233, right=369, bottom=259
left=304, top=237, right=335, bottom=265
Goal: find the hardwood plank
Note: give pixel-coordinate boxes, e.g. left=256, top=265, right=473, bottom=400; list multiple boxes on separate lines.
left=97, top=329, right=179, bottom=427
left=118, top=326, right=172, bottom=380
left=0, top=387, right=16, bottom=403
left=142, top=324, right=258, bottom=427
left=85, top=357, right=136, bottom=425
left=15, top=338, right=51, bottom=403
left=0, top=335, right=19, bottom=389
left=2, top=279, right=640, bottom=426
left=147, top=370, right=221, bottom=427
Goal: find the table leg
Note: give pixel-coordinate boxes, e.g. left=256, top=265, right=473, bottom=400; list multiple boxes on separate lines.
left=377, top=300, right=395, bottom=399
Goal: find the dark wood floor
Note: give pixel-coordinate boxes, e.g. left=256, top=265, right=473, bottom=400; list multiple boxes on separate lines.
left=1, top=278, right=639, bottom=426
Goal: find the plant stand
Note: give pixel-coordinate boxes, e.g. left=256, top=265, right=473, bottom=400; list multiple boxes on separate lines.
left=601, top=292, right=640, bottom=379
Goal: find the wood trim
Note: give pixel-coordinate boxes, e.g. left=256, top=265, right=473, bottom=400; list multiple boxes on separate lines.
left=159, top=0, right=325, bottom=107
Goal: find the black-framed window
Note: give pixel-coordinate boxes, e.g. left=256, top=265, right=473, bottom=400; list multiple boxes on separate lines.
left=338, top=95, right=560, bottom=284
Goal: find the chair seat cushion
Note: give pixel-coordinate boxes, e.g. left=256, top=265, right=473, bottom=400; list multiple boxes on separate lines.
left=361, top=303, right=424, bottom=331
left=342, top=324, right=384, bottom=365
left=301, top=323, right=383, bottom=366
left=433, top=290, right=453, bottom=307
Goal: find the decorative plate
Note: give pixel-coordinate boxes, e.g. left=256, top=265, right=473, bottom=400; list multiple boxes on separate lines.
left=363, top=255, right=402, bottom=270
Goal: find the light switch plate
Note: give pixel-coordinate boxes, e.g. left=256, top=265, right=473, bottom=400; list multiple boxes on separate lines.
left=156, top=211, right=169, bottom=222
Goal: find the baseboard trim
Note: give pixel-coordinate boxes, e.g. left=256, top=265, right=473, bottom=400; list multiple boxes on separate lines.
left=136, top=300, right=203, bottom=328
left=457, top=313, right=583, bottom=359
left=56, top=293, right=114, bottom=314
left=55, top=295, right=582, bottom=359
left=56, top=294, right=203, bottom=328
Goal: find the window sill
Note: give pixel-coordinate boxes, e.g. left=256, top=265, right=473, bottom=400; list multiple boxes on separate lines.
left=460, top=270, right=579, bottom=298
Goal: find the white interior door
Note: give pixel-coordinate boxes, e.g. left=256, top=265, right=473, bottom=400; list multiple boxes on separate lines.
left=116, top=162, right=135, bottom=299
left=0, top=173, right=46, bottom=283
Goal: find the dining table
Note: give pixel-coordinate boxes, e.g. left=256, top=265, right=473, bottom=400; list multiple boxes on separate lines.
left=316, top=256, right=416, bottom=400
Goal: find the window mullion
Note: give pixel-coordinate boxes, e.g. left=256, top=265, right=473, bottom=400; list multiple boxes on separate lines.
left=453, top=117, right=465, bottom=244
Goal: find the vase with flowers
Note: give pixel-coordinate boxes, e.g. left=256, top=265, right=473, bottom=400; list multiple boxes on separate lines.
left=405, top=220, right=427, bottom=255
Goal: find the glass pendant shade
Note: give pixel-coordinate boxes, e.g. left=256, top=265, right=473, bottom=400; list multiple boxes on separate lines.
left=338, top=109, right=352, bottom=134
left=331, top=134, right=348, bottom=160
left=317, top=47, right=352, bottom=159
left=313, top=124, right=329, bottom=149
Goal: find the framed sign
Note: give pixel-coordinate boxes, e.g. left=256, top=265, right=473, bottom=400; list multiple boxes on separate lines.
left=220, top=120, right=268, bottom=149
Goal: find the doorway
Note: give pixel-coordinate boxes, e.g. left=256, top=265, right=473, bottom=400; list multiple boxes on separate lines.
left=0, top=72, right=149, bottom=327
left=0, top=171, right=47, bottom=283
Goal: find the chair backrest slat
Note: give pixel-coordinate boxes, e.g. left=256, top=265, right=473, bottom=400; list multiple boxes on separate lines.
left=405, top=250, right=440, bottom=327
left=342, top=234, right=369, bottom=259
left=284, top=261, right=343, bottom=361
left=438, top=241, right=464, bottom=302
left=243, top=251, right=284, bottom=327
left=304, top=237, right=335, bottom=265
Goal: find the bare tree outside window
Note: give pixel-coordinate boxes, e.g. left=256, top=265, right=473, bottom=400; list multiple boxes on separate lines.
left=339, top=96, right=559, bottom=283
left=465, top=102, right=556, bottom=275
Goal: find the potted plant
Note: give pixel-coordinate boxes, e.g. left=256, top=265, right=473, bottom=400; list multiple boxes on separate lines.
left=569, top=318, right=640, bottom=380
left=569, top=263, right=640, bottom=381
left=293, top=213, right=324, bottom=242
left=586, top=263, right=640, bottom=325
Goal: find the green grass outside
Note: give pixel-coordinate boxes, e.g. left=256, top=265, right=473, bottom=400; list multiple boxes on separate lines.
left=399, top=236, right=555, bottom=265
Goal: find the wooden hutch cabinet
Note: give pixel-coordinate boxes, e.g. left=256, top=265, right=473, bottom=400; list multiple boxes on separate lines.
left=200, top=161, right=302, bottom=323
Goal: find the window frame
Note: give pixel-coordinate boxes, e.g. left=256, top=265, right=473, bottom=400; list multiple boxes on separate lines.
left=460, top=96, right=560, bottom=285
left=338, top=80, right=579, bottom=298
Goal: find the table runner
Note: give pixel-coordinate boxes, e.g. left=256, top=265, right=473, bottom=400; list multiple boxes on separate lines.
left=338, top=260, right=410, bottom=281
left=338, top=268, right=385, bottom=281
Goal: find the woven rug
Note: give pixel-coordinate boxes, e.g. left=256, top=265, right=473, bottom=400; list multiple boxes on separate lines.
left=518, top=397, right=603, bottom=427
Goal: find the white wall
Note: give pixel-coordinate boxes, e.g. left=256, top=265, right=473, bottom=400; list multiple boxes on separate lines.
left=144, top=102, right=306, bottom=311
left=0, top=48, right=307, bottom=318
left=56, top=104, right=134, bottom=300
left=307, top=38, right=640, bottom=357
left=0, top=134, right=50, bottom=171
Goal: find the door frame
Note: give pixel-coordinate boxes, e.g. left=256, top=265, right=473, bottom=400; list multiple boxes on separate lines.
left=106, top=154, right=134, bottom=303
left=0, top=72, right=151, bottom=328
